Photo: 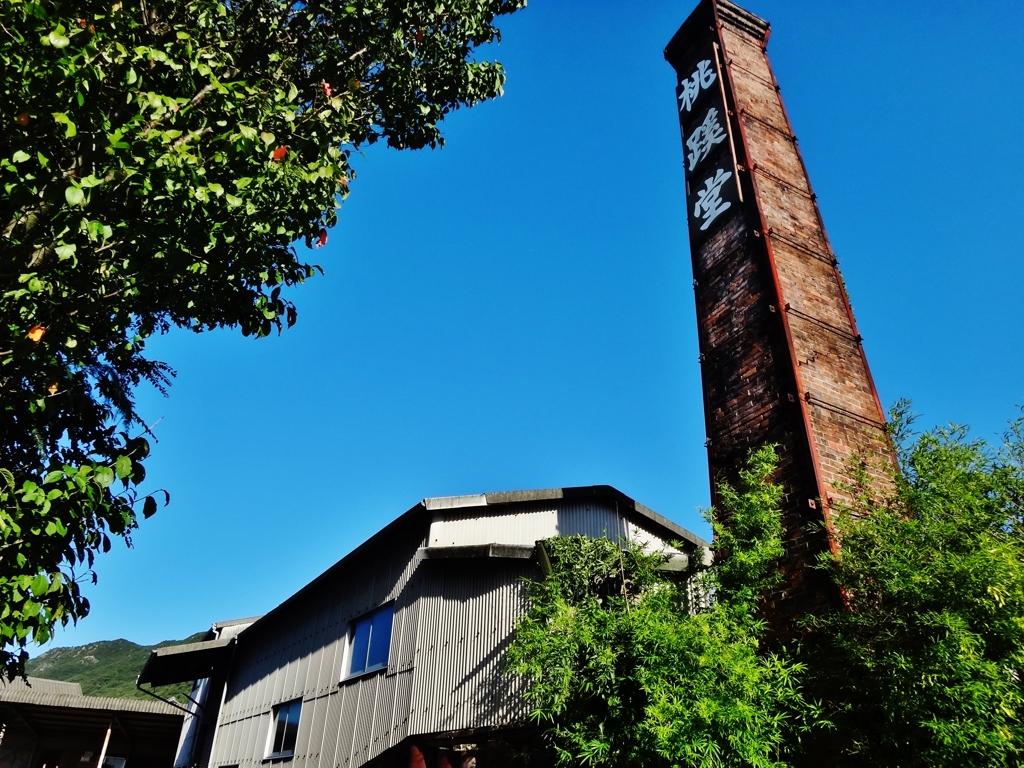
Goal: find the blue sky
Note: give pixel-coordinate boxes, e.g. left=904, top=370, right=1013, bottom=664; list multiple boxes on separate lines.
left=47, top=0, right=1024, bottom=648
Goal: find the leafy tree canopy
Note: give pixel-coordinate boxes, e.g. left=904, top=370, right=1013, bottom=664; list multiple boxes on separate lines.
left=507, top=446, right=822, bottom=768
left=510, top=409, right=1024, bottom=767
left=0, top=0, right=524, bottom=678
left=802, top=404, right=1024, bottom=767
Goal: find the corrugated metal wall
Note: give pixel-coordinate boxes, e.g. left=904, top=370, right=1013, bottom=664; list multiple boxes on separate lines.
left=625, top=518, right=669, bottom=552
left=427, top=501, right=629, bottom=548
left=205, top=500, right=689, bottom=768
left=407, top=559, right=532, bottom=736
left=210, top=525, right=427, bottom=768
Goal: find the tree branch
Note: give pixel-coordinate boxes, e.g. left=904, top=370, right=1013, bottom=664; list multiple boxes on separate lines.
left=171, top=126, right=212, bottom=149
left=140, top=83, right=217, bottom=134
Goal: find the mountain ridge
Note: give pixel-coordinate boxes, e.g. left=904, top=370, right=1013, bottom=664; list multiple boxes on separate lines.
left=25, top=633, right=207, bottom=702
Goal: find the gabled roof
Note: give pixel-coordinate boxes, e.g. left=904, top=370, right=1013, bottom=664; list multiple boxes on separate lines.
left=0, top=675, right=81, bottom=695
left=141, top=485, right=707, bottom=686
left=244, top=484, right=708, bottom=639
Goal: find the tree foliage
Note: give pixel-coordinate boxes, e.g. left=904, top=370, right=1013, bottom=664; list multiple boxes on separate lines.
left=507, top=446, right=821, bottom=768
left=510, top=412, right=1024, bottom=767
left=1, top=0, right=524, bottom=677
left=802, top=404, right=1024, bottom=766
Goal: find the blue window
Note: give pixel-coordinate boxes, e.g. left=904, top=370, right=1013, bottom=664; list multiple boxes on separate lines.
left=348, top=604, right=394, bottom=677
left=267, top=699, right=301, bottom=758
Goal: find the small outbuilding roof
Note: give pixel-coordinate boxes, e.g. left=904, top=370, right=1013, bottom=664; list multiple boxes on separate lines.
left=0, top=676, right=183, bottom=758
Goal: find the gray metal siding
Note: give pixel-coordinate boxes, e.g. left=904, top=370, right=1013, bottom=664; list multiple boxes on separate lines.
left=626, top=518, right=669, bottom=551
left=210, top=526, right=427, bottom=768
left=428, top=500, right=629, bottom=548
left=203, top=498, right=693, bottom=768
left=558, top=501, right=629, bottom=541
left=408, top=559, right=532, bottom=736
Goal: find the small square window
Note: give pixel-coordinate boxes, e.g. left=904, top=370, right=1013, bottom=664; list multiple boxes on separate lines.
left=347, top=604, right=394, bottom=677
left=266, top=699, right=302, bottom=759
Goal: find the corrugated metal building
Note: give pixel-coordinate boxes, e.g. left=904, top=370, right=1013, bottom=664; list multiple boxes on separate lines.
left=0, top=675, right=184, bottom=768
left=140, top=486, right=707, bottom=768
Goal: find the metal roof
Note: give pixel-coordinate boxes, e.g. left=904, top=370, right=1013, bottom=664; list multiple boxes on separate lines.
left=0, top=683, right=181, bottom=715
left=212, top=615, right=262, bottom=632
left=243, top=484, right=708, bottom=640
left=0, top=678, right=184, bottom=759
left=138, top=637, right=234, bottom=687
left=0, top=675, right=82, bottom=695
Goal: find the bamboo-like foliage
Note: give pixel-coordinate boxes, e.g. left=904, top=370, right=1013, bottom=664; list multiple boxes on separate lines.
left=507, top=446, right=822, bottom=768
left=803, top=403, right=1024, bottom=766
left=510, top=410, right=1024, bottom=767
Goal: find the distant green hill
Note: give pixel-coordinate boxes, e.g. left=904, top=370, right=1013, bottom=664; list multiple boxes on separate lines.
left=26, top=633, right=206, bottom=703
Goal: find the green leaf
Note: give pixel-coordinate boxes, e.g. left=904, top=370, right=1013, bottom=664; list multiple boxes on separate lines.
left=225, top=193, right=243, bottom=207
left=114, top=455, right=132, bottom=479
left=52, top=112, right=77, bottom=138
left=93, top=466, right=114, bottom=488
left=12, top=150, right=31, bottom=163
left=55, top=244, right=77, bottom=260
left=260, top=131, right=276, bottom=146
left=48, top=31, right=70, bottom=48
left=42, top=470, right=63, bottom=484
left=65, top=186, right=85, bottom=206
left=142, top=496, right=158, bottom=518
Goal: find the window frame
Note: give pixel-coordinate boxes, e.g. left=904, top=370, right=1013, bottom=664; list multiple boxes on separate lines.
left=343, top=603, right=395, bottom=681
left=264, top=698, right=302, bottom=760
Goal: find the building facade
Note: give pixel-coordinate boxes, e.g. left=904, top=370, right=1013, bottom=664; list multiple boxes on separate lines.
left=140, top=487, right=707, bottom=768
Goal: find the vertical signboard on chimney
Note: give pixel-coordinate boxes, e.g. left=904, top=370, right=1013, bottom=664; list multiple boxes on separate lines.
left=676, top=50, right=741, bottom=241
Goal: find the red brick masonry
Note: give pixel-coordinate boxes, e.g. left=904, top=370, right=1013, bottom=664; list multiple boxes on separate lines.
left=666, top=0, right=897, bottom=625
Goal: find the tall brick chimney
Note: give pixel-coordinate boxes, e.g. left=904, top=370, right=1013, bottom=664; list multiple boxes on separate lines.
left=665, top=0, right=897, bottom=624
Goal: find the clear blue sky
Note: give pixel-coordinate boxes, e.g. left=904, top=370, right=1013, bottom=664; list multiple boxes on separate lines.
left=46, top=0, right=1024, bottom=648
